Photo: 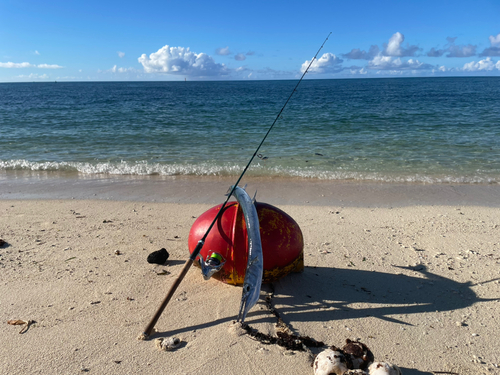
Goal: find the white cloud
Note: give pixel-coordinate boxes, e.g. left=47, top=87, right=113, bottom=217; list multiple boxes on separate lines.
left=383, top=32, right=420, bottom=57
left=342, top=32, right=418, bottom=60
left=368, top=56, right=432, bottom=70
left=301, top=53, right=343, bottom=74
left=118, top=51, right=125, bottom=58
left=138, top=45, right=228, bottom=77
left=0, top=62, right=63, bottom=69
left=431, top=65, right=454, bottom=74
left=489, top=33, right=500, bottom=47
left=0, top=62, right=32, bottom=68
left=215, top=46, right=231, bottom=56
left=17, top=73, right=49, bottom=79
left=37, top=64, right=63, bottom=69
left=480, top=33, right=500, bottom=57
left=350, top=67, right=367, bottom=75
left=235, top=53, right=246, bottom=61
left=34, top=50, right=40, bottom=55
left=385, top=32, right=404, bottom=56
left=110, top=65, right=135, bottom=73
left=462, top=57, right=500, bottom=71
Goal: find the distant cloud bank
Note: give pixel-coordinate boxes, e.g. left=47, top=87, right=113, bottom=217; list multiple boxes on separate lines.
left=313, top=31, right=500, bottom=77
left=136, top=31, right=500, bottom=80
left=0, top=62, right=63, bottom=69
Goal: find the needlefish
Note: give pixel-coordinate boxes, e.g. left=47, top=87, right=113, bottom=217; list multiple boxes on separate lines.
left=230, top=185, right=264, bottom=323
left=196, top=185, right=264, bottom=322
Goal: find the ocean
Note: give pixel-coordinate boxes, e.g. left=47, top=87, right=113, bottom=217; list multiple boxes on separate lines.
left=1, top=77, right=499, bottom=184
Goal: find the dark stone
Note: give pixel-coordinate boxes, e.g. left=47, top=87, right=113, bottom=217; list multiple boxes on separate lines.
left=342, top=339, right=374, bottom=370
left=147, top=248, right=169, bottom=265
left=0, top=239, right=6, bottom=247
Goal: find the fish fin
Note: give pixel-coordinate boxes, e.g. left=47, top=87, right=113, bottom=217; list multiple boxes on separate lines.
left=225, top=185, right=234, bottom=196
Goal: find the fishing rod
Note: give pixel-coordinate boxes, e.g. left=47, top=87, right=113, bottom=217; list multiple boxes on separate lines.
left=140, top=32, right=332, bottom=339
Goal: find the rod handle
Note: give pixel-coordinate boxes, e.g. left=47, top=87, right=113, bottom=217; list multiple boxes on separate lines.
left=141, top=258, right=194, bottom=338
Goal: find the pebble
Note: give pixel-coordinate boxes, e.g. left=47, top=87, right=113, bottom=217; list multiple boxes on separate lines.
left=147, top=248, right=169, bottom=265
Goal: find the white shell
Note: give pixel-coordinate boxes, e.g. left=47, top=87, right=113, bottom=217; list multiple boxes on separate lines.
left=313, top=349, right=349, bottom=375
left=155, top=336, right=181, bottom=351
left=368, top=362, right=402, bottom=375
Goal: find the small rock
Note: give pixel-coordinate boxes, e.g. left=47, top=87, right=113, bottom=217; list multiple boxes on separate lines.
left=147, top=248, right=169, bottom=265
left=342, top=339, right=374, bottom=370
left=0, top=239, right=6, bottom=247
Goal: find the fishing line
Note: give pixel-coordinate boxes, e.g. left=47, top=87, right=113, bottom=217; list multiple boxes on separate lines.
left=141, top=32, right=332, bottom=338
left=189, top=31, right=332, bottom=261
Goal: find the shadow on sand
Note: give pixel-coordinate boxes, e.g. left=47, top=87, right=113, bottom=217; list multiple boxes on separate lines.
left=153, top=264, right=497, bottom=374
left=266, top=264, right=498, bottom=325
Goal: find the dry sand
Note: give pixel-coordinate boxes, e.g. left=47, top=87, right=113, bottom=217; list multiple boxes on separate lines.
left=1, top=178, right=499, bottom=374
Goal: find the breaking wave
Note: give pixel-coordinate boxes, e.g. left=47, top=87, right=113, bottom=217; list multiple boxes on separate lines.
left=1, top=159, right=498, bottom=184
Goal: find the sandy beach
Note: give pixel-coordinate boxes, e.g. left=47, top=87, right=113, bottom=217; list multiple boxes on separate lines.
left=1, top=177, right=499, bottom=374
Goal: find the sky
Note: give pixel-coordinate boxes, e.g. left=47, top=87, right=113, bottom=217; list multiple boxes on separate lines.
left=1, top=0, right=500, bottom=82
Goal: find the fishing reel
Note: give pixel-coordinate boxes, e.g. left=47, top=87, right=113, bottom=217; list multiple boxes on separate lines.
left=198, top=251, right=226, bottom=280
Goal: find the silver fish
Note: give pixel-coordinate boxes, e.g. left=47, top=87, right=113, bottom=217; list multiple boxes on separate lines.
left=228, top=185, right=263, bottom=323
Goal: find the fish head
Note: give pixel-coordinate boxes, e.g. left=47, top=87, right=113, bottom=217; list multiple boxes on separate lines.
left=237, top=280, right=260, bottom=323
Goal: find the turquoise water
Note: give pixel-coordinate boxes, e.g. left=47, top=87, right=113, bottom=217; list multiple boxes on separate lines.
left=1, top=78, right=499, bottom=184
